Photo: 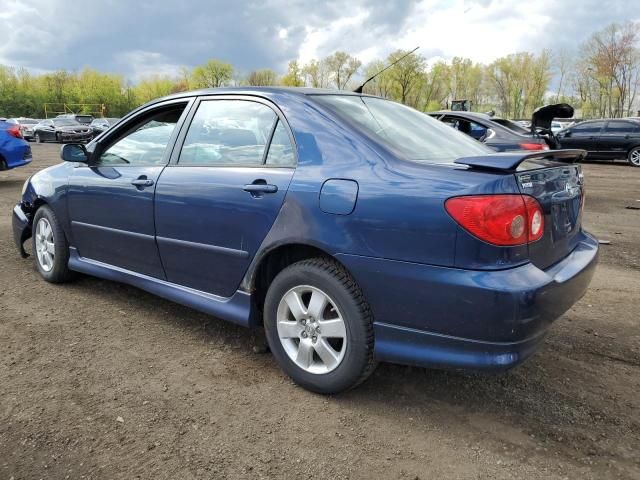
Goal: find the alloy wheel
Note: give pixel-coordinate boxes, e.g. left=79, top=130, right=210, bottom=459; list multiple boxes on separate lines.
left=35, top=217, right=55, bottom=272
left=276, top=285, right=347, bottom=374
left=630, top=148, right=640, bottom=166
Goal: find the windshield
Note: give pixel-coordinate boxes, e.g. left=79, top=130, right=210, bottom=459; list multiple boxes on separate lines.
left=53, top=119, right=80, bottom=126
left=312, top=95, right=491, bottom=164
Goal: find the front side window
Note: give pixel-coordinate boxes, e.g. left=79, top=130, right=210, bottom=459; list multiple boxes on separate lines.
left=97, top=104, right=186, bottom=166
left=179, top=100, right=277, bottom=166
left=312, top=95, right=491, bottom=164
left=571, top=122, right=604, bottom=136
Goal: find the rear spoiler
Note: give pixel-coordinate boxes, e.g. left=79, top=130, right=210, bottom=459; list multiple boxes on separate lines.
left=455, top=149, right=586, bottom=172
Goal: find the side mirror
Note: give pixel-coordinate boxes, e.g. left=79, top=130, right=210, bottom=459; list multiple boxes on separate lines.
left=61, top=143, right=88, bottom=163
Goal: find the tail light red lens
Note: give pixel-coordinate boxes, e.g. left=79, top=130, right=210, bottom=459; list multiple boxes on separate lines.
left=519, top=143, right=548, bottom=151
left=7, top=125, right=23, bottom=139
left=445, top=194, right=544, bottom=246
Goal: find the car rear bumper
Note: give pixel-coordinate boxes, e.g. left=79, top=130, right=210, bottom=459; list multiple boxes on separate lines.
left=12, top=203, right=32, bottom=258
left=337, top=231, right=599, bottom=371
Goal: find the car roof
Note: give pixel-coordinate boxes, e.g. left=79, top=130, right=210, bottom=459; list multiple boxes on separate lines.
left=143, top=86, right=366, bottom=108
left=428, top=110, right=497, bottom=121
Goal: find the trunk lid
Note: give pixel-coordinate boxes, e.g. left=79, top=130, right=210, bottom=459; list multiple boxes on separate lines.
left=456, top=149, right=586, bottom=270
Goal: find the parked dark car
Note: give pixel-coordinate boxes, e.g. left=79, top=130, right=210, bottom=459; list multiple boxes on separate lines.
left=90, top=117, right=120, bottom=137
left=0, top=120, right=32, bottom=170
left=57, top=113, right=95, bottom=125
left=13, top=87, right=598, bottom=393
left=556, top=118, right=640, bottom=166
left=33, top=118, right=93, bottom=143
left=429, top=111, right=549, bottom=151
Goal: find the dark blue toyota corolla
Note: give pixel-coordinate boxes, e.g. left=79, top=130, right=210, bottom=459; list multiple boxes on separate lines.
left=12, top=87, right=598, bottom=393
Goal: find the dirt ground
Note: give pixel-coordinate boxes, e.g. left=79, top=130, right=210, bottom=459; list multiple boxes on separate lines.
left=1, top=143, right=639, bottom=480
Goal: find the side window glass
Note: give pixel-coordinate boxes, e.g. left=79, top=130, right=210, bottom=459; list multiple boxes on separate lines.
left=97, top=105, right=186, bottom=166
left=179, top=100, right=276, bottom=165
left=573, top=122, right=603, bottom=136
left=265, top=120, right=295, bottom=166
left=604, top=121, right=635, bottom=135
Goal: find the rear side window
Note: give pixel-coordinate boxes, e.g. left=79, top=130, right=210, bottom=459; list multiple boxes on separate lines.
left=312, top=95, right=490, bottom=164
left=604, top=121, right=639, bottom=135
left=179, top=100, right=277, bottom=166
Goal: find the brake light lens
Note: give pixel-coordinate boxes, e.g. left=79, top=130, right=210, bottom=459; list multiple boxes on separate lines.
left=7, top=125, right=23, bottom=139
left=445, top=194, right=544, bottom=246
left=519, top=143, right=548, bottom=151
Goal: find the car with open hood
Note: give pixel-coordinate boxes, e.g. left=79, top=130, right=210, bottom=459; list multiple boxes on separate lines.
left=12, top=87, right=598, bottom=393
left=33, top=118, right=93, bottom=143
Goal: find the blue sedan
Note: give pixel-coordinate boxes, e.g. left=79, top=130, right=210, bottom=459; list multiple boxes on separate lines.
left=12, top=88, right=598, bottom=393
left=0, top=120, right=32, bottom=171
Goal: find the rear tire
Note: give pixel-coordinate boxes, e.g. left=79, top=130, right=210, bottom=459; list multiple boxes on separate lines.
left=628, top=146, right=640, bottom=167
left=35, top=133, right=42, bottom=143
left=263, top=258, right=376, bottom=394
left=32, top=205, right=74, bottom=283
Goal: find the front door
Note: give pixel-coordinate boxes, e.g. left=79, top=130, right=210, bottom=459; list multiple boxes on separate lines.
left=154, top=97, right=296, bottom=297
left=558, top=121, right=604, bottom=157
left=67, top=101, right=190, bottom=278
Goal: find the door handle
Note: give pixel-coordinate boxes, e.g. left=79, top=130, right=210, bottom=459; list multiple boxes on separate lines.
left=131, top=177, right=154, bottom=187
left=243, top=180, right=278, bottom=196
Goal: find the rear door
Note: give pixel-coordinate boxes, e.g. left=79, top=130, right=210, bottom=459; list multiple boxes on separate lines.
left=557, top=121, right=604, bottom=156
left=154, top=96, right=296, bottom=297
left=67, top=100, right=191, bottom=278
left=599, top=120, right=640, bottom=159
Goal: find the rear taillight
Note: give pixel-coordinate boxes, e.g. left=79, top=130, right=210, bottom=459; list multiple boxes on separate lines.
left=7, top=125, right=23, bottom=139
left=445, top=194, right=544, bottom=246
left=519, top=143, right=548, bottom=151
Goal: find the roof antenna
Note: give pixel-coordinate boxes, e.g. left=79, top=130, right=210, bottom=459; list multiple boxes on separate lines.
left=354, top=46, right=420, bottom=94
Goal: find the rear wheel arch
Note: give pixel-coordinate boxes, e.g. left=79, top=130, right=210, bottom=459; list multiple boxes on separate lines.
left=250, top=243, right=353, bottom=319
left=628, top=145, right=640, bottom=166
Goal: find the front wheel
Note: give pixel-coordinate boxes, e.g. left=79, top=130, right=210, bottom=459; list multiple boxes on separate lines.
left=35, top=133, right=42, bottom=143
left=628, top=146, right=640, bottom=167
left=263, top=258, right=375, bottom=394
left=32, top=206, right=74, bottom=283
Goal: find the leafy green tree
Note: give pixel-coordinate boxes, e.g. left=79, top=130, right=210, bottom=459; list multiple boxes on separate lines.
left=191, top=59, right=233, bottom=88
left=325, top=51, right=361, bottom=89
left=246, top=69, right=278, bottom=86
left=280, top=60, right=304, bottom=87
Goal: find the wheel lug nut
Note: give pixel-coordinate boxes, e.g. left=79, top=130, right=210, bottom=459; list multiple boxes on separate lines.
left=312, top=336, right=317, bottom=343
left=301, top=319, right=306, bottom=325
left=315, top=326, right=321, bottom=333
left=301, top=332, right=308, bottom=338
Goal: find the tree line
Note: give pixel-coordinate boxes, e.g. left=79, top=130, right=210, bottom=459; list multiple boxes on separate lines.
left=1, top=21, right=638, bottom=120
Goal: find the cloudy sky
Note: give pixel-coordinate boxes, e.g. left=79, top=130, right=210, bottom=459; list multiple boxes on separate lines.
left=0, top=0, right=637, bottom=81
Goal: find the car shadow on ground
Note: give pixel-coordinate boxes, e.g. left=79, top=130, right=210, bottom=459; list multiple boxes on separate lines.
left=65, top=271, right=635, bottom=462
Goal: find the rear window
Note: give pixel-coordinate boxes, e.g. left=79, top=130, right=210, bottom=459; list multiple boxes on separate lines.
left=311, top=95, right=491, bottom=164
